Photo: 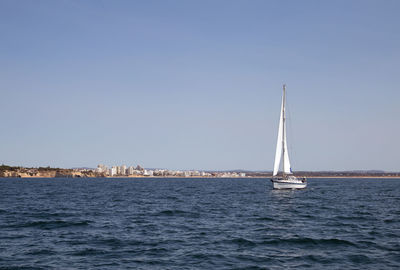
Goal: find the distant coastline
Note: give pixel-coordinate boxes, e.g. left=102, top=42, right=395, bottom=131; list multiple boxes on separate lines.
left=0, top=165, right=399, bottom=179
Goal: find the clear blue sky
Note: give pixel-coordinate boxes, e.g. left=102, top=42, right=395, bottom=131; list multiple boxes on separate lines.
left=1, top=0, right=399, bottom=171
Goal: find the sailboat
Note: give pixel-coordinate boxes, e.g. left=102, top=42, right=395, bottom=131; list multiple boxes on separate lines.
left=271, top=84, right=307, bottom=189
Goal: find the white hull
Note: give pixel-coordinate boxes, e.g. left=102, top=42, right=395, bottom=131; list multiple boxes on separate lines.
left=271, top=178, right=307, bottom=190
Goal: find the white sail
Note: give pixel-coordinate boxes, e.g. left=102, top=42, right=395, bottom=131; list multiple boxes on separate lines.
left=283, top=121, right=292, bottom=174
left=272, top=95, right=284, bottom=176
left=273, top=84, right=292, bottom=176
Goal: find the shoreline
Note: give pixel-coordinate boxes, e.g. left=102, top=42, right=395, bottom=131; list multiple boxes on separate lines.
left=1, top=176, right=400, bottom=179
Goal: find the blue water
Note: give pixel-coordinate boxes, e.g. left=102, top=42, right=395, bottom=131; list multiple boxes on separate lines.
left=0, top=178, right=399, bottom=269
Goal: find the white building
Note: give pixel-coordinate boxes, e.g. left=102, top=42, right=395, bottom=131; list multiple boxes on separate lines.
left=109, top=166, right=117, bottom=176
left=96, top=164, right=108, bottom=173
left=120, top=165, right=127, bottom=176
left=191, top=171, right=200, bottom=176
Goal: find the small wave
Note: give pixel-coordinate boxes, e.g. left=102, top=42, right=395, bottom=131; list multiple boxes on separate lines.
left=225, top=237, right=257, bottom=247
left=159, top=210, right=184, bottom=215
left=384, top=218, right=398, bottom=223
left=156, top=210, right=200, bottom=218
left=10, top=220, right=90, bottom=230
left=141, top=247, right=169, bottom=256
left=26, top=249, right=56, bottom=256
left=71, top=248, right=107, bottom=256
left=287, top=254, right=342, bottom=265
left=302, top=254, right=328, bottom=263
left=189, top=253, right=210, bottom=260
left=0, top=267, right=46, bottom=270
left=91, top=237, right=149, bottom=248
left=1, top=234, right=27, bottom=240
left=234, top=253, right=273, bottom=264
left=183, top=252, right=227, bottom=262
left=347, top=254, right=372, bottom=264
left=165, top=196, right=179, bottom=200
left=333, top=215, right=372, bottom=221
left=25, top=212, right=76, bottom=218
left=260, top=237, right=357, bottom=247
left=357, top=240, right=400, bottom=252
left=254, top=217, right=275, bottom=221
left=92, top=237, right=124, bottom=247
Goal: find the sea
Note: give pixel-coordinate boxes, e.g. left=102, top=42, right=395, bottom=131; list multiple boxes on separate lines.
left=0, top=178, right=399, bottom=269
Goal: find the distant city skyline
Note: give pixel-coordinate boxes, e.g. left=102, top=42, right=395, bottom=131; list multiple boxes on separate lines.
left=1, top=1, right=399, bottom=171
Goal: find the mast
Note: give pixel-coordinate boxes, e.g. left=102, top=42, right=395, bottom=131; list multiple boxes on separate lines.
left=272, top=86, right=284, bottom=177
left=282, top=84, right=286, bottom=177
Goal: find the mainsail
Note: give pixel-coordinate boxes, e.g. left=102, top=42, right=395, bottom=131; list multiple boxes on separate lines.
left=272, top=85, right=292, bottom=176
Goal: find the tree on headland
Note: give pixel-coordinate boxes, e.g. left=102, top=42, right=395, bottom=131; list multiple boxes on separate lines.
left=37, top=166, right=62, bottom=171
left=0, top=164, right=20, bottom=172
